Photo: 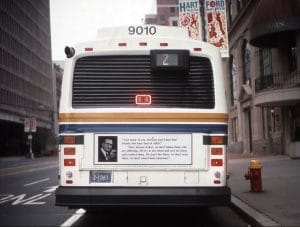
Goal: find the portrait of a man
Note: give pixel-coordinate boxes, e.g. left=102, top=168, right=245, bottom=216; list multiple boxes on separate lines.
left=98, top=136, right=118, bottom=162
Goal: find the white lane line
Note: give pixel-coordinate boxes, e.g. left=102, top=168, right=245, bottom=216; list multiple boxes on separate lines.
left=24, top=178, right=50, bottom=187
left=61, top=208, right=86, bottom=227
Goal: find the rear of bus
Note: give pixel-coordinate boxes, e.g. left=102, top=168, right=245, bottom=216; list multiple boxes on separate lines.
left=55, top=25, right=231, bottom=208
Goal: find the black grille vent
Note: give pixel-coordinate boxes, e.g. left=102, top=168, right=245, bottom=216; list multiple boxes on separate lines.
left=72, top=55, right=215, bottom=108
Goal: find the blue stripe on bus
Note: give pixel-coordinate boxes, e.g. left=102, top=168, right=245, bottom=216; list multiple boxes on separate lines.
left=59, top=124, right=227, bottom=134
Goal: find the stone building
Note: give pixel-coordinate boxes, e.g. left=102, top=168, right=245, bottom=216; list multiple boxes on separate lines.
left=225, top=0, right=300, bottom=157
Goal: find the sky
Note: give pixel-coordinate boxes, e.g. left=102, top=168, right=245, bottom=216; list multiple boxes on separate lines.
left=50, top=0, right=156, bottom=60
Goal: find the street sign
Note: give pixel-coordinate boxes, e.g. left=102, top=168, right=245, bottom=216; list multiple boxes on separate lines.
left=30, top=118, right=37, bottom=132
left=24, top=118, right=37, bottom=133
left=24, top=118, right=30, bottom=132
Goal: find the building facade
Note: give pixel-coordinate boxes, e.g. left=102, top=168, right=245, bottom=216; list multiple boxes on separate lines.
left=145, top=0, right=179, bottom=26
left=226, top=0, right=300, bottom=157
left=0, top=0, right=54, bottom=156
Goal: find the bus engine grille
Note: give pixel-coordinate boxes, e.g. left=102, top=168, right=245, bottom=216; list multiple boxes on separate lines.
left=72, top=55, right=215, bottom=108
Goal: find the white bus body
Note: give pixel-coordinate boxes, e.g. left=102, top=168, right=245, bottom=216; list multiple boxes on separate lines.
left=56, top=25, right=230, bottom=208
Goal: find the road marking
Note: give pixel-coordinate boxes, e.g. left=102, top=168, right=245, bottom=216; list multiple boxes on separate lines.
left=24, top=178, right=50, bottom=187
left=0, top=185, right=57, bottom=206
left=43, top=185, right=58, bottom=193
left=61, top=209, right=86, bottom=227
left=23, top=193, right=51, bottom=205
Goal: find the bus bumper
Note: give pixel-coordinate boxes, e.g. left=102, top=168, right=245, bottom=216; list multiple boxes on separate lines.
left=55, top=186, right=231, bottom=208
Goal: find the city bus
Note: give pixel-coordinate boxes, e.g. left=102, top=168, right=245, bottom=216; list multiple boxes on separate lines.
left=55, top=25, right=230, bottom=209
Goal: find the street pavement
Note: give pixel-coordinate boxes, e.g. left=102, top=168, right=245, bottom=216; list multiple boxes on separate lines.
left=228, top=152, right=300, bottom=227
left=1, top=153, right=299, bottom=226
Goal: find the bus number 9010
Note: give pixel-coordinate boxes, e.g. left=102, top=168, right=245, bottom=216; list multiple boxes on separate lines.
left=128, top=26, right=156, bottom=35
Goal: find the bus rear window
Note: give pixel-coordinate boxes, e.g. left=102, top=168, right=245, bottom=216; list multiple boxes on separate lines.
left=72, top=55, right=215, bottom=108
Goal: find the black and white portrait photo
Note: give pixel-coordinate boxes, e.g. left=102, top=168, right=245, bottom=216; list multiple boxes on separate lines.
left=98, top=136, right=118, bottom=162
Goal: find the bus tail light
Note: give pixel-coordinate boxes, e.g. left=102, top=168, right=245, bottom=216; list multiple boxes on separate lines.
left=64, top=159, right=75, bottom=166
left=160, top=42, right=168, bottom=46
left=135, top=95, right=152, bottom=105
left=211, top=159, right=223, bottom=166
left=59, top=135, right=84, bottom=145
left=118, top=42, right=127, bottom=47
left=211, top=147, right=223, bottom=155
left=66, top=180, right=73, bottom=184
left=203, top=135, right=227, bottom=145
left=64, top=147, right=75, bottom=155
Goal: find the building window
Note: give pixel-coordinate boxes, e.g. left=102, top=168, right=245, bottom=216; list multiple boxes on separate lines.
left=231, top=117, right=238, bottom=142
left=229, top=55, right=237, bottom=105
left=160, top=15, right=165, bottom=22
left=228, top=0, right=232, bottom=25
left=242, top=40, right=251, bottom=86
left=260, top=48, right=272, bottom=77
left=288, top=36, right=297, bottom=73
left=237, top=0, right=241, bottom=11
left=170, top=7, right=176, bottom=13
left=172, top=20, right=178, bottom=26
left=291, top=105, right=300, bottom=141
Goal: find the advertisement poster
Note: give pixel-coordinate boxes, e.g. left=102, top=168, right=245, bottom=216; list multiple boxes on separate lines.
left=204, top=0, right=229, bottom=57
left=178, top=0, right=202, bottom=40
left=95, top=134, right=192, bottom=165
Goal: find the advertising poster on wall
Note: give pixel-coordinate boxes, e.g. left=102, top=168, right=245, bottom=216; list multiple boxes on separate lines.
left=178, top=0, right=202, bottom=40
left=95, top=134, right=192, bottom=165
left=204, top=0, right=229, bottom=57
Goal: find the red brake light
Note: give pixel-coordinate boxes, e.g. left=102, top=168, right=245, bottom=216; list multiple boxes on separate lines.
left=85, top=47, right=93, bottom=51
left=64, top=159, right=75, bottom=166
left=118, top=42, right=127, bottom=47
left=160, top=43, right=168, bottom=46
left=211, top=159, right=223, bottom=166
left=135, top=95, right=151, bottom=105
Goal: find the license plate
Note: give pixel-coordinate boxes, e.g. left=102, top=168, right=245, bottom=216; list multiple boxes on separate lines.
left=90, top=171, right=112, bottom=183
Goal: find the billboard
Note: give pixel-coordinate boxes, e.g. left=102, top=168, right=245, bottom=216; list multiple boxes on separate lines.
left=178, top=0, right=202, bottom=40
left=204, top=0, right=229, bottom=57
left=95, top=134, right=192, bottom=165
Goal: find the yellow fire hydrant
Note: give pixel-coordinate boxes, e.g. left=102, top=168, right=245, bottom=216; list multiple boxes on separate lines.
left=244, top=159, right=263, bottom=192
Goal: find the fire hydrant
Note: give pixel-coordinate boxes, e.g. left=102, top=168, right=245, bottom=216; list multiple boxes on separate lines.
left=244, top=159, right=263, bottom=192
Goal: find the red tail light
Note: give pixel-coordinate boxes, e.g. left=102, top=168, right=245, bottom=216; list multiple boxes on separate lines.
left=211, top=147, right=223, bottom=155
left=64, top=159, right=75, bottom=166
left=160, top=42, right=168, bottom=46
left=135, top=95, right=152, bottom=105
left=211, top=159, right=223, bottom=166
left=64, top=136, right=76, bottom=144
left=64, top=147, right=75, bottom=155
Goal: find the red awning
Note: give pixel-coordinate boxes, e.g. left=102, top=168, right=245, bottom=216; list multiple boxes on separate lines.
left=249, top=0, right=300, bottom=47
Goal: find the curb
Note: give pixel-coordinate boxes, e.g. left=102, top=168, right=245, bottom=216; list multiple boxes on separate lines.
left=230, top=195, right=281, bottom=227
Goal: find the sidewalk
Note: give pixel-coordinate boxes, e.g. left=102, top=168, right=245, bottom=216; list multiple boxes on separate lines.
left=228, top=152, right=300, bottom=227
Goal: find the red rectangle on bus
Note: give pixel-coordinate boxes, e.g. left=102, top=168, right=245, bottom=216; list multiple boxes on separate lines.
left=64, top=159, right=75, bottom=166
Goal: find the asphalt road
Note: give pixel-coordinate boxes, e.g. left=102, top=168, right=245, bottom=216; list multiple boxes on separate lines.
left=0, top=163, right=250, bottom=227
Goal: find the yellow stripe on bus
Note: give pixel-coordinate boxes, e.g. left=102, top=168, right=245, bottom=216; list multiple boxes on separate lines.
left=59, top=113, right=228, bottom=123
